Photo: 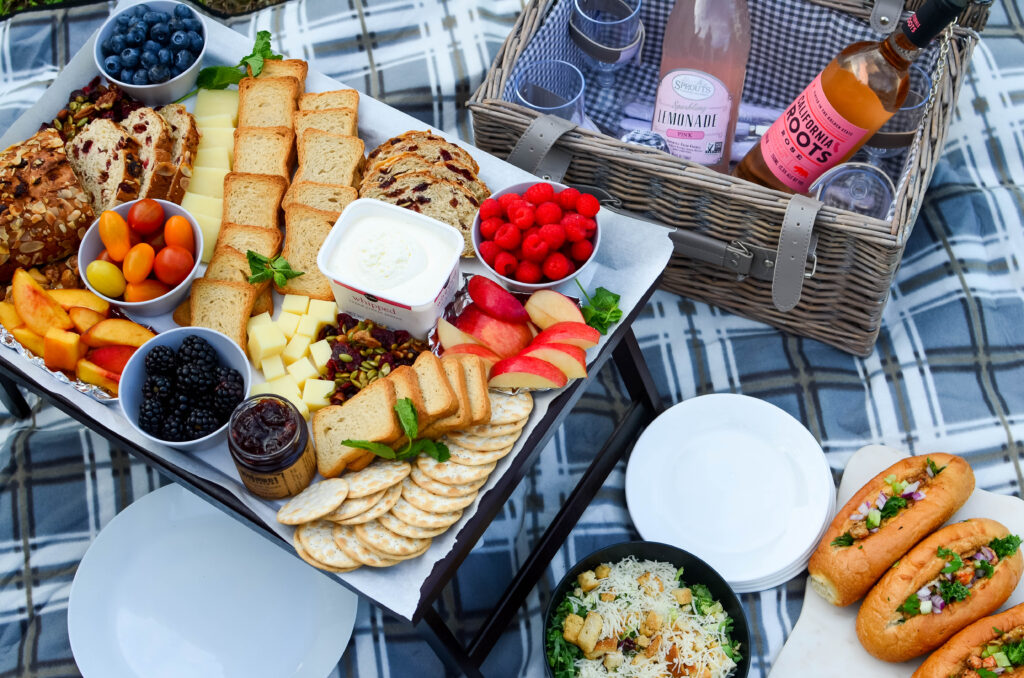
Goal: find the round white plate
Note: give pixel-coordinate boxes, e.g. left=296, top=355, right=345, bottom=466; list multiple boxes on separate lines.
left=69, top=484, right=358, bottom=678
left=625, top=394, right=834, bottom=587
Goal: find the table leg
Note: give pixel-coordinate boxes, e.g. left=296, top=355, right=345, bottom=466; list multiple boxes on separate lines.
left=615, top=328, right=665, bottom=414
left=0, top=373, right=31, bottom=420
left=416, top=605, right=486, bottom=678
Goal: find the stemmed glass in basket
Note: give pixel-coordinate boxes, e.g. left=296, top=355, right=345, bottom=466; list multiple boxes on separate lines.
left=569, top=0, right=643, bottom=114
left=513, top=59, right=588, bottom=124
left=859, top=64, right=932, bottom=165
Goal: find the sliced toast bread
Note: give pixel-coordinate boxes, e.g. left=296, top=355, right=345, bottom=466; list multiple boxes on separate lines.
left=189, top=278, right=258, bottom=350
left=312, top=378, right=401, bottom=478
left=120, top=107, right=175, bottom=200
left=420, top=355, right=472, bottom=439
left=360, top=151, right=490, bottom=202
left=215, top=222, right=283, bottom=258
left=252, top=58, right=308, bottom=92
left=294, top=108, right=357, bottom=139
left=205, top=245, right=272, bottom=306
left=172, top=288, right=271, bottom=326
left=298, top=89, right=359, bottom=112
left=232, top=126, right=295, bottom=179
left=457, top=355, right=491, bottom=426
left=237, top=76, right=299, bottom=129
left=222, top=172, right=288, bottom=230
left=277, top=205, right=340, bottom=300
left=282, top=181, right=357, bottom=212
left=157, top=103, right=200, bottom=203
left=411, top=351, right=457, bottom=425
left=65, top=119, right=143, bottom=214
left=295, top=130, right=364, bottom=187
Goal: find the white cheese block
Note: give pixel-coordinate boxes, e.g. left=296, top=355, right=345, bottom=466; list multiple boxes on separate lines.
left=188, top=167, right=229, bottom=199
left=286, top=357, right=319, bottom=387
left=246, top=312, right=273, bottom=335
left=309, top=339, right=332, bottom=374
left=250, top=382, right=275, bottom=396
left=267, top=374, right=301, bottom=400
left=196, top=128, right=235, bottom=165
left=193, top=146, right=231, bottom=171
left=260, top=354, right=286, bottom=381
left=180, top=192, right=223, bottom=219
left=307, top=299, right=338, bottom=325
left=195, top=114, right=233, bottom=129
left=186, top=211, right=222, bottom=263
left=194, top=89, right=239, bottom=125
left=248, top=323, right=288, bottom=364
left=302, top=379, right=335, bottom=411
left=282, top=334, right=312, bottom=365
left=295, top=315, right=322, bottom=339
left=281, top=294, right=310, bottom=315
left=277, top=312, right=301, bottom=339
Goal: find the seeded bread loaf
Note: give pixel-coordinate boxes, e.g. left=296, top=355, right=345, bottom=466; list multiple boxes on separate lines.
left=282, top=181, right=357, bottom=212
left=65, top=119, right=143, bottom=214
left=215, top=222, right=282, bottom=258
left=295, top=130, right=364, bottom=187
left=232, top=127, right=295, bottom=179
left=298, top=89, right=359, bottom=112
left=252, top=59, right=308, bottom=92
left=0, top=129, right=94, bottom=282
left=189, top=278, right=258, bottom=350
left=221, top=172, right=288, bottom=230
left=157, top=104, right=200, bottom=203
left=119, top=108, right=175, bottom=200
left=294, top=108, right=357, bottom=139
left=277, top=205, right=340, bottom=301
left=366, top=131, right=479, bottom=174
left=237, top=76, right=299, bottom=129
left=359, top=171, right=479, bottom=256
left=360, top=151, right=490, bottom=202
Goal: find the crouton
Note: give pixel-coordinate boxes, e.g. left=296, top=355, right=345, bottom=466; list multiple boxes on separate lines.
left=583, top=637, right=617, bottom=660
left=577, top=611, right=603, bottom=654
left=672, top=587, right=693, bottom=606
left=603, top=652, right=624, bottom=670
left=645, top=634, right=662, bottom=659
left=562, top=613, right=584, bottom=645
left=636, top=634, right=651, bottom=649
left=600, top=592, right=616, bottom=602
left=640, top=611, right=663, bottom=636
left=637, top=572, right=664, bottom=594
left=578, top=570, right=599, bottom=593
left=595, top=564, right=611, bottom=579
left=666, top=644, right=685, bottom=678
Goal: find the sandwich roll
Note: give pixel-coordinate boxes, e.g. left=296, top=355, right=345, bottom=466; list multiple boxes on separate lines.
left=856, top=518, right=1023, bottom=663
left=809, top=453, right=974, bottom=606
left=913, top=601, right=1024, bottom=678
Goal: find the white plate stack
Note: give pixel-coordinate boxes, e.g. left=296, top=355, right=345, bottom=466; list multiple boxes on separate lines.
left=625, top=394, right=836, bottom=593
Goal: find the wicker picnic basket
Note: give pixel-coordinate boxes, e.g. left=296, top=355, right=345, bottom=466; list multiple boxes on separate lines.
left=469, top=0, right=989, bottom=355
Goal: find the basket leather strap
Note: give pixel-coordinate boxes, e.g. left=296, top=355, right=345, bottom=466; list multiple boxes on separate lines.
left=870, top=0, right=904, bottom=34
left=506, top=114, right=576, bottom=181
left=773, top=194, right=822, bottom=312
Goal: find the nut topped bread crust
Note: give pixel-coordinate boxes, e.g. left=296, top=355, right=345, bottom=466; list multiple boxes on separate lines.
left=157, top=104, right=200, bottom=203
left=360, top=151, right=490, bottom=202
left=0, top=129, right=94, bottom=282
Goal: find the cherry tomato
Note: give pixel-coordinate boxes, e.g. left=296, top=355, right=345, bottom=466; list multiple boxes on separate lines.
left=147, top=230, right=166, bottom=251
left=97, top=249, right=114, bottom=263
left=122, top=243, right=155, bottom=284
left=124, top=279, right=170, bottom=303
left=98, top=210, right=131, bottom=262
left=163, top=215, right=194, bottom=255
left=126, top=199, right=164, bottom=235
left=153, top=245, right=194, bottom=286
left=86, top=260, right=126, bottom=298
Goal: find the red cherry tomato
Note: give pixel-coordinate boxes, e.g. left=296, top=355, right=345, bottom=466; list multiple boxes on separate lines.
left=126, top=199, right=164, bottom=235
left=153, top=245, right=194, bottom=286
left=163, top=215, right=194, bottom=255
left=97, top=249, right=114, bottom=263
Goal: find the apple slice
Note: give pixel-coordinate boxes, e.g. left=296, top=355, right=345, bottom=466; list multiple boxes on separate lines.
left=524, top=289, right=585, bottom=329
left=87, top=345, right=137, bottom=374
left=453, top=304, right=533, bottom=358
left=532, top=321, right=600, bottom=350
left=69, top=306, right=106, bottom=334
left=488, top=355, right=568, bottom=390
left=437, top=317, right=480, bottom=351
left=519, top=342, right=586, bottom=379
left=75, top=358, right=120, bottom=396
left=442, top=343, right=501, bottom=373
left=82, top=318, right=156, bottom=348
left=467, top=275, right=530, bottom=324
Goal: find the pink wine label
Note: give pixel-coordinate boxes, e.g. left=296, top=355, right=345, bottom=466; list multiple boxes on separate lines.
left=652, top=69, right=731, bottom=165
left=759, top=74, right=869, bottom=192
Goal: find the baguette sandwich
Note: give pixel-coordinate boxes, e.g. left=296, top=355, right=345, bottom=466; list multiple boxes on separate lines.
left=913, top=601, right=1024, bottom=678
left=809, top=453, right=974, bottom=606
left=856, top=518, right=1023, bottom=662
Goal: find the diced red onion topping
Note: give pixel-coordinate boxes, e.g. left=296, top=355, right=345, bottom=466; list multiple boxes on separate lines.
left=927, top=466, right=935, bottom=478
left=850, top=513, right=864, bottom=521
left=981, top=546, right=996, bottom=561
left=869, top=528, right=879, bottom=533
left=917, top=587, right=931, bottom=599
left=876, top=492, right=887, bottom=509
left=904, top=481, right=920, bottom=494
left=910, top=491, right=925, bottom=501
left=931, top=596, right=945, bottom=612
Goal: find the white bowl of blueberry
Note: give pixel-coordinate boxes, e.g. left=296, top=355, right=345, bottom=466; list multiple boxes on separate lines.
left=94, top=1, right=206, bottom=105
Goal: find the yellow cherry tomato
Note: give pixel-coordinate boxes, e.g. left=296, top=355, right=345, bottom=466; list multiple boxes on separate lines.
left=86, top=260, right=127, bottom=299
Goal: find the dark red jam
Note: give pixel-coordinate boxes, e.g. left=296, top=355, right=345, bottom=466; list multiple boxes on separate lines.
left=231, top=396, right=299, bottom=456
left=228, top=395, right=315, bottom=500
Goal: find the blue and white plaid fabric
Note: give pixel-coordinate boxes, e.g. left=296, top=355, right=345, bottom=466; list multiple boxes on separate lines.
left=0, top=1, right=1022, bottom=676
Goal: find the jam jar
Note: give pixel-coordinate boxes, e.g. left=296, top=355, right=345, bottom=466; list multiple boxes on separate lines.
left=228, top=395, right=316, bottom=499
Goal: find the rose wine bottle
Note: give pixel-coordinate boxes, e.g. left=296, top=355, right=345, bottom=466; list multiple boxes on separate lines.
left=652, top=0, right=750, bottom=173
left=733, top=0, right=967, bottom=194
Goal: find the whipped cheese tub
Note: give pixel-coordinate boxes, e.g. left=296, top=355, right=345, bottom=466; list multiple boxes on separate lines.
left=317, top=199, right=464, bottom=337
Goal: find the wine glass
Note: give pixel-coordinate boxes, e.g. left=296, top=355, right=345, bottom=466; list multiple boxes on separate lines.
left=811, top=162, right=897, bottom=221
left=570, top=0, right=642, bottom=113
left=513, top=59, right=587, bottom=124
left=859, top=64, right=932, bottom=163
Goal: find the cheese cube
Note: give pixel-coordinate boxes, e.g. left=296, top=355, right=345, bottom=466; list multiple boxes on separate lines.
left=246, top=312, right=273, bottom=335
left=281, top=294, right=310, bottom=315
left=268, top=375, right=302, bottom=401
left=309, top=339, right=332, bottom=374
left=277, top=312, right=301, bottom=339
left=195, top=114, right=233, bottom=129
left=196, top=128, right=235, bottom=165
left=307, top=299, right=338, bottom=324
left=180, top=192, right=223, bottom=220
left=286, top=357, right=319, bottom=387
left=250, top=382, right=275, bottom=396
left=248, top=323, right=287, bottom=364
left=260, top=354, right=286, bottom=381
left=285, top=392, right=310, bottom=420
left=188, top=167, right=229, bottom=199
left=295, top=315, right=323, bottom=339
left=302, top=379, right=335, bottom=411
left=194, top=89, right=239, bottom=125
left=192, top=213, right=222, bottom=263
left=281, top=334, right=312, bottom=365
left=193, top=146, right=230, bottom=171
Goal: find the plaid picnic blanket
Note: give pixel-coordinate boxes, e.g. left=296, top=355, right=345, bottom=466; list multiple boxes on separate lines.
left=0, top=1, right=1022, bottom=676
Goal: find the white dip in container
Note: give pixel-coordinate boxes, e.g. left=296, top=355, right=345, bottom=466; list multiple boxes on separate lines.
left=317, top=199, right=464, bottom=337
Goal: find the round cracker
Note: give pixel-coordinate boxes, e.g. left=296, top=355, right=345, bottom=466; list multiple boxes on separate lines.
left=295, top=520, right=362, bottom=571
left=388, top=540, right=432, bottom=561
left=333, top=524, right=401, bottom=567
left=334, top=482, right=402, bottom=526
left=354, top=519, right=431, bottom=556
left=276, top=478, right=349, bottom=525
left=401, top=477, right=478, bottom=513
left=324, top=488, right=386, bottom=522
left=444, top=431, right=520, bottom=451
left=487, top=391, right=533, bottom=425
left=446, top=442, right=514, bottom=467
left=417, top=454, right=495, bottom=485
left=344, top=459, right=411, bottom=498
left=293, top=532, right=359, bottom=573
left=410, top=465, right=485, bottom=498
left=379, top=511, right=450, bottom=539
left=465, top=419, right=527, bottom=437
left=391, top=497, right=463, bottom=529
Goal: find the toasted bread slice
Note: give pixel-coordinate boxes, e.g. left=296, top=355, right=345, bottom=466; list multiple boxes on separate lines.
left=215, top=222, right=283, bottom=258
left=457, top=355, right=491, bottom=426
left=189, top=278, right=258, bottom=350
left=205, top=245, right=271, bottom=303
left=295, top=130, right=364, bottom=187
left=298, top=89, right=359, bottom=112
left=232, top=126, right=295, bottom=179
left=252, top=58, right=308, bottom=92
left=282, top=181, right=357, bottom=212
left=172, top=288, right=271, bottom=326
left=312, top=379, right=401, bottom=478
left=411, top=351, right=457, bottom=425
left=237, top=76, right=299, bottom=129
left=385, top=365, right=430, bottom=449
left=420, top=356, right=472, bottom=439
left=295, top=108, right=357, bottom=139
left=222, top=172, right=288, bottom=230
left=277, top=205, right=340, bottom=301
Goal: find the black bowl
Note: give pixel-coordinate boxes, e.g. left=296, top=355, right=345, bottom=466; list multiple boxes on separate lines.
left=543, top=540, right=750, bottom=678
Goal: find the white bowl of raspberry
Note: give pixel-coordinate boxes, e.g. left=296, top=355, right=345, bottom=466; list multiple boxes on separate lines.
left=471, top=181, right=601, bottom=293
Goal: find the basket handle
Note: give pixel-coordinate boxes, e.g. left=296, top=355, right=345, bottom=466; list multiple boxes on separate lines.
left=506, top=113, right=577, bottom=181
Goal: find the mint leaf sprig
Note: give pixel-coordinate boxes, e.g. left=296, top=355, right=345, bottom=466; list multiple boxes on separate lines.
left=575, top=281, right=622, bottom=335
left=175, top=30, right=282, bottom=103
left=247, top=250, right=304, bottom=288
left=343, top=398, right=450, bottom=463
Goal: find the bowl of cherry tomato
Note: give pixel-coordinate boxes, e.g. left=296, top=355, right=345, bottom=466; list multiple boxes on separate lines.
left=78, top=198, right=203, bottom=316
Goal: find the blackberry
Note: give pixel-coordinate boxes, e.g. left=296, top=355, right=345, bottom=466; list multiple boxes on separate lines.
left=144, top=345, right=176, bottom=376
left=176, top=335, right=217, bottom=369
left=142, top=374, right=174, bottom=402
left=184, top=408, right=220, bottom=439
left=161, top=416, right=186, bottom=442
left=176, top=361, right=214, bottom=392
left=212, top=373, right=245, bottom=417
left=187, top=391, right=215, bottom=411
left=138, top=398, right=164, bottom=437
left=167, top=393, right=192, bottom=419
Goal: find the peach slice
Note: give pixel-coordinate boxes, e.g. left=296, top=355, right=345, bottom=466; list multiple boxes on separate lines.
left=524, top=289, right=585, bottom=329
left=47, top=289, right=110, bottom=316
left=0, top=301, right=23, bottom=332
left=519, top=342, right=587, bottom=380
left=532, top=321, right=600, bottom=350
left=488, top=355, right=568, bottom=390
left=437, top=317, right=479, bottom=351
left=442, top=343, right=501, bottom=373
left=81, top=318, right=156, bottom=348
left=467, top=275, right=530, bottom=324
left=87, top=345, right=137, bottom=375
left=75, top=358, right=120, bottom=396
left=69, top=307, right=106, bottom=334
left=453, top=304, right=533, bottom=359
left=11, top=327, right=45, bottom=357
left=12, top=268, right=72, bottom=336
left=44, top=327, right=81, bottom=372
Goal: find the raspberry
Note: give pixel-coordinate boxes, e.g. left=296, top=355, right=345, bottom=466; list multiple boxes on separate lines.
left=478, top=240, right=501, bottom=266
left=570, top=239, right=594, bottom=263
left=515, top=260, right=543, bottom=284
left=556, top=187, right=581, bottom=211
left=509, top=204, right=535, bottom=229
left=494, top=223, right=521, bottom=250
left=524, top=182, right=555, bottom=204
left=539, top=223, right=566, bottom=250
left=564, top=219, right=587, bottom=243
left=494, top=251, right=518, bottom=277
left=480, top=217, right=505, bottom=240
left=521, top=233, right=549, bottom=263
left=535, top=201, right=563, bottom=226
left=542, top=252, right=573, bottom=281
left=583, top=217, right=598, bottom=236
left=478, top=198, right=502, bottom=220
left=576, top=193, right=600, bottom=218
left=522, top=226, right=541, bottom=242
left=497, top=193, right=521, bottom=213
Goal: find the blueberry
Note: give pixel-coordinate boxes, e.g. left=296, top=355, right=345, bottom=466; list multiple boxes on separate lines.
left=115, top=13, right=131, bottom=27
left=170, top=30, right=188, bottom=48
left=143, top=39, right=161, bottom=53
left=149, top=22, right=169, bottom=42
left=158, top=47, right=174, bottom=65
left=173, top=49, right=195, bottom=70
left=142, top=11, right=163, bottom=23
left=120, top=68, right=135, bottom=83
left=125, top=27, right=146, bottom=46
left=141, top=50, right=159, bottom=68
left=183, top=18, right=202, bottom=33
left=109, top=33, right=126, bottom=53
left=173, top=4, right=191, bottom=18
left=103, top=54, right=123, bottom=75
left=167, top=17, right=184, bottom=33
left=186, top=30, right=203, bottom=52
left=148, top=64, right=171, bottom=83
left=120, top=47, right=141, bottom=69
left=100, top=36, right=114, bottom=55
left=132, top=69, right=150, bottom=85
left=132, top=3, right=150, bottom=17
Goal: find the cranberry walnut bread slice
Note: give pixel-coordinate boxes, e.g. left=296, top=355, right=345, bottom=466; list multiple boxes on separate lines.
left=277, top=205, right=340, bottom=301
left=0, top=128, right=94, bottom=282
left=221, top=172, right=288, bottom=231
left=365, top=131, right=479, bottom=175
left=232, top=127, right=295, bottom=179
left=295, top=130, right=364, bottom=187
left=65, top=119, right=143, bottom=214
left=282, top=181, right=357, bottom=212
left=156, top=104, right=199, bottom=203
left=237, top=76, right=300, bottom=129
left=359, top=171, right=479, bottom=256
left=189, top=278, right=258, bottom=350
left=298, top=89, right=359, bottom=112
left=119, top=107, right=175, bottom=200
left=360, top=151, right=490, bottom=202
